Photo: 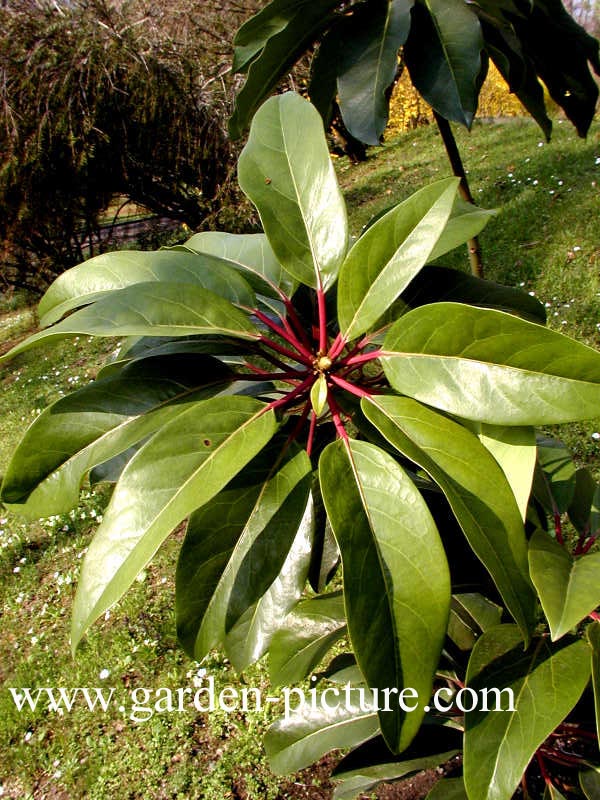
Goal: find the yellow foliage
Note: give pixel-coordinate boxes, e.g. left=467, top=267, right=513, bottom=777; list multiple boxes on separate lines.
left=386, top=61, right=526, bottom=138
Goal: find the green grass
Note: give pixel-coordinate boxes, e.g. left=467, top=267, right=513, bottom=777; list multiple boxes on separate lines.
left=1, top=115, right=600, bottom=799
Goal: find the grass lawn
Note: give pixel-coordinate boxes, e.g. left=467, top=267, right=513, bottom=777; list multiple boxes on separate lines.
left=0, top=116, right=599, bottom=800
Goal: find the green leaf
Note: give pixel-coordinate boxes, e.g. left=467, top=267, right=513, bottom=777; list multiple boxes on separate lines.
left=448, top=593, right=503, bottom=650
left=189, top=450, right=313, bottom=663
left=464, top=625, right=591, bottom=800
left=398, top=265, right=546, bottom=324
left=404, top=0, right=484, bottom=127
left=0, top=354, right=232, bottom=516
left=182, top=230, right=295, bottom=299
left=580, top=768, right=600, bottom=800
left=337, top=179, right=459, bottom=341
left=269, top=591, right=347, bottom=687
left=529, top=530, right=600, bottom=640
left=428, top=195, right=497, bottom=263
left=232, top=0, right=317, bottom=73
left=37, top=249, right=256, bottom=327
left=310, top=374, right=328, bottom=417
left=533, top=436, right=577, bottom=514
left=337, top=0, right=413, bottom=145
left=265, top=689, right=380, bottom=774
left=472, top=423, right=537, bottom=522
left=568, top=468, right=597, bottom=534
left=223, top=493, right=314, bottom=672
left=362, top=396, right=535, bottom=643
left=237, top=93, right=348, bottom=291
left=229, top=5, right=340, bottom=139
left=382, top=302, right=600, bottom=425
left=3, top=282, right=259, bottom=363
left=333, top=727, right=461, bottom=800
left=319, top=439, right=450, bottom=752
left=71, top=396, right=278, bottom=652
left=587, top=622, right=600, bottom=745
left=426, top=776, right=468, bottom=800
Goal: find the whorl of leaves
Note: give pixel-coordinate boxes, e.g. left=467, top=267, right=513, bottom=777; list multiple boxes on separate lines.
left=0, top=0, right=258, bottom=293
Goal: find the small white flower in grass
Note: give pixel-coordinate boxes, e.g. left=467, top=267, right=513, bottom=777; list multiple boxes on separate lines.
left=99, top=668, right=110, bottom=680
left=533, top=179, right=539, bottom=186
left=592, top=432, right=600, bottom=440
left=538, top=142, right=544, bottom=147
left=24, top=731, right=33, bottom=742
left=13, top=566, right=20, bottom=574
left=528, top=291, right=536, bottom=297
left=136, top=571, right=147, bottom=583
left=561, top=320, right=568, bottom=325
left=573, top=246, right=581, bottom=252
left=31, top=636, right=38, bottom=645
left=104, top=610, right=110, bottom=620
left=595, top=157, right=600, bottom=165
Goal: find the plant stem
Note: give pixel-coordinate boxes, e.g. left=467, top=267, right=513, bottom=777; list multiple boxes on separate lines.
left=328, top=332, right=346, bottom=360
left=317, top=287, right=328, bottom=353
left=260, top=335, right=313, bottom=367
left=265, top=376, right=314, bottom=412
left=338, top=349, right=384, bottom=368
left=253, top=308, right=314, bottom=361
left=329, top=373, right=373, bottom=399
left=283, top=297, right=313, bottom=352
left=306, top=411, right=318, bottom=457
left=327, top=389, right=349, bottom=442
left=433, top=110, right=483, bottom=278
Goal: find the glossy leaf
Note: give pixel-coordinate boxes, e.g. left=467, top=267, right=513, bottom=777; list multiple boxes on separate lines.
left=310, top=375, right=328, bottom=417
left=533, top=436, right=577, bottom=514
left=0, top=354, right=233, bottom=517
left=182, top=230, right=295, bottom=298
left=529, top=529, right=600, bottom=640
left=337, top=179, right=459, bottom=340
left=38, top=249, right=256, bottom=327
left=320, top=439, right=450, bottom=752
left=426, top=776, right=468, bottom=800
left=190, top=451, right=313, bottom=663
left=404, top=0, right=484, bottom=127
left=580, top=770, right=600, bottom=800
left=337, top=0, right=413, bottom=145
left=568, top=468, right=597, bottom=534
left=229, top=4, right=340, bottom=139
left=473, top=423, right=537, bottom=522
left=333, top=727, right=461, bottom=800
left=232, top=0, right=317, bottom=73
left=587, top=622, right=600, bottom=745
left=382, top=302, right=600, bottom=425
left=269, top=591, right=347, bottom=687
left=71, top=396, right=278, bottom=651
left=362, top=396, right=535, bottom=642
left=428, top=195, right=497, bottom=263
left=398, top=265, right=546, bottom=324
left=223, top=492, right=314, bottom=672
left=238, top=93, right=348, bottom=290
left=543, top=785, right=568, bottom=800
left=448, top=593, right=503, bottom=651
left=265, top=689, right=380, bottom=774
left=3, top=282, right=260, bottom=364
left=464, top=625, right=591, bottom=800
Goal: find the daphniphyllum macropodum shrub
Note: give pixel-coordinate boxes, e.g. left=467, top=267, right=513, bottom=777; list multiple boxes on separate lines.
left=3, top=93, right=600, bottom=799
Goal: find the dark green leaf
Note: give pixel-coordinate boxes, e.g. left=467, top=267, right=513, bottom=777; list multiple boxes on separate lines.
left=568, top=468, right=597, bottom=534
left=580, top=768, right=600, bottom=800
left=404, top=0, right=484, bottom=127
left=587, top=622, right=600, bottom=745
left=269, top=592, right=347, bottom=687
left=529, top=530, right=600, bottom=640
left=425, top=776, right=468, bottom=800
left=337, top=179, right=459, bottom=340
left=320, top=439, right=450, bottom=752
left=238, top=93, right=348, bottom=291
left=182, top=230, right=295, bottom=299
left=382, top=302, right=600, bottom=425
left=71, top=396, right=278, bottom=651
left=464, top=625, right=591, bottom=800
left=229, top=4, right=340, bottom=139
left=362, top=396, right=535, bottom=643
left=337, top=0, right=413, bottom=145
left=3, top=282, right=260, bottom=363
left=265, top=688, right=380, bottom=774
left=0, top=354, right=232, bottom=516
left=399, top=265, right=546, bottom=324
